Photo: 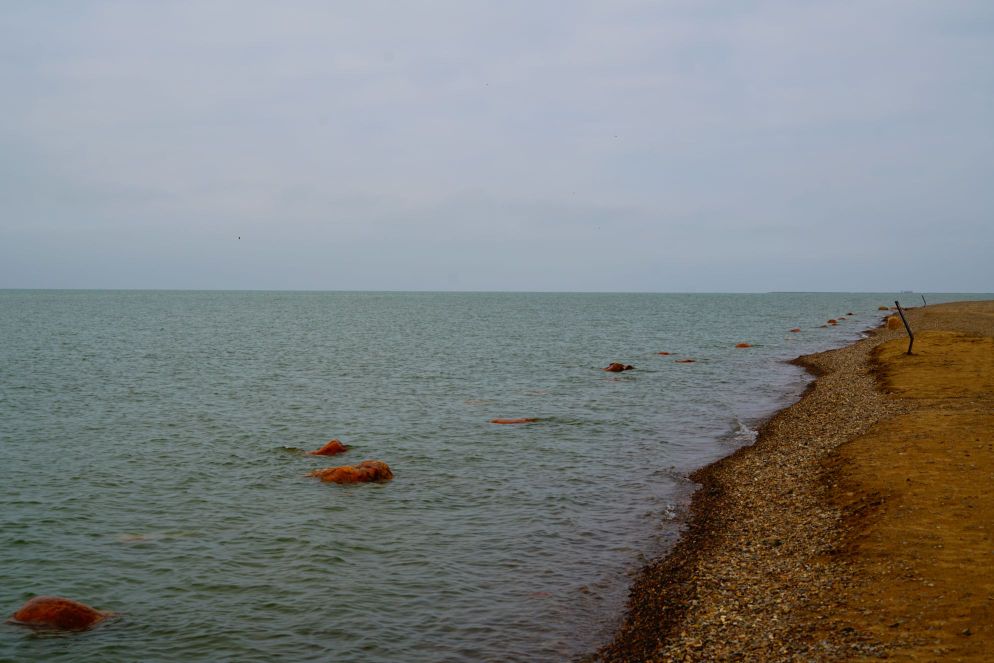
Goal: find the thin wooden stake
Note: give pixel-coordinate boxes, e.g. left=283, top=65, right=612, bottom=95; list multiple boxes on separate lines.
left=895, top=300, right=914, bottom=355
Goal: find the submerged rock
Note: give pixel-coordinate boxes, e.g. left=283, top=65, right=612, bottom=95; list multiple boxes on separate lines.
left=603, top=363, right=635, bottom=372
left=490, top=418, right=539, bottom=424
left=309, top=460, right=393, bottom=484
left=789, top=328, right=802, bottom=333
left=675, top=359, right=696, bottom=364
left=657, top=351, right=672, bottom=356
left=735, top=343, right=752, bottom=348
left=307, top=439, right=349, bottom=456
left=9, top=596, right=111, bottom=631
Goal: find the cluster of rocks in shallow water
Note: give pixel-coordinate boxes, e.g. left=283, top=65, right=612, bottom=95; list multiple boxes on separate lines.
left=304, top=440, right=393, bottom=485
left=10, top=306, right=891, bottom=635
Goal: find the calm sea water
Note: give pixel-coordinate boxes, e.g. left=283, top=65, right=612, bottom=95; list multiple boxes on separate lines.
left=1, top=291, right=988, bottom=662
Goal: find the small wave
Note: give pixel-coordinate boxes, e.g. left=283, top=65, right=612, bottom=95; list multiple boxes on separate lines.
left=731, top=419, right=758, bottom=444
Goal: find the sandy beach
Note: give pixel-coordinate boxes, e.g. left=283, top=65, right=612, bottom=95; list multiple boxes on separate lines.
left=594, top=300, right=994, bottom=661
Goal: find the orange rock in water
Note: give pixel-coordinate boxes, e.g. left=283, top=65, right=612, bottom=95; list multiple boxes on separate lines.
left=309, top=460, right=393, bottom=484
left=675, top=359, right=696, bottom=364
left=827, top=319, right=838, bottom=324
left=735, top=343, right=752, bottom=348
left=603, top=363, right=634, bottom=372
left=307, top=439, right=349, bottom=456
left=10, top=596, right=110, bottom=631
left=789, top=328, right=801, bottom=333
left=490, top=418, right=538, bottom=424
left=887, top=315, right=902, bottom=330
left=657, top=351, right=672, bottom=356
left=878, top=306, right=890, bottom=310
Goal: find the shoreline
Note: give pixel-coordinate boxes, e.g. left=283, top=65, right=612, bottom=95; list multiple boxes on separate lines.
left=592, top=300, right=994, bottom=661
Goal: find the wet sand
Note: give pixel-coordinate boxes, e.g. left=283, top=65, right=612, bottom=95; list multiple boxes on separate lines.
left=593, top=300, right=994, bottom=661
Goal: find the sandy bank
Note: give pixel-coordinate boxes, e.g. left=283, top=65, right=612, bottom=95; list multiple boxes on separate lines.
left=593, top=300, right=994, bottom=661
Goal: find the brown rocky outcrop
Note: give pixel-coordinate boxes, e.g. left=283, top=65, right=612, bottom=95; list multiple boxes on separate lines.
left=307, top=439, right=349, bottom=456
left=309, top=460, right=393, bottom=484
left=9, top=596, right=111, bottom=630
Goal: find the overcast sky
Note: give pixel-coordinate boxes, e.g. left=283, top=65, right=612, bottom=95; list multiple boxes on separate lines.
left=1, top=1, right=992, bottom=291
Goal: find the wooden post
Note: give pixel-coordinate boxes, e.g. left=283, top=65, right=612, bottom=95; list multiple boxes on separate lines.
left=895, top=300, right=914, bottom=355
left=921, top=294, right=927, bottom=307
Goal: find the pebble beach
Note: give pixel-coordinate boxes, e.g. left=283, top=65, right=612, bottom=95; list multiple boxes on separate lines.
left=594, top=300, right=994, bottom=661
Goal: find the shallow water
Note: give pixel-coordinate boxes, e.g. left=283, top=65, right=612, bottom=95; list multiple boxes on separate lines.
left=1, top=291, right=987, bottom=662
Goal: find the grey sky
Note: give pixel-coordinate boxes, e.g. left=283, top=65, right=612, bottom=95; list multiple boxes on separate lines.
left=2, top=1, right=992, bottom=291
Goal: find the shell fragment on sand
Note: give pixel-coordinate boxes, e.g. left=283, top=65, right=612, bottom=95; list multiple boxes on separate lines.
left=9, top=596, right=111, bottom=631
left=308, top=460, right=393, bottom=484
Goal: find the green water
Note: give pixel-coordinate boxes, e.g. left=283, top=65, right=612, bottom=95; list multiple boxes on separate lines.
left=1, top=291, right=987, bottom=662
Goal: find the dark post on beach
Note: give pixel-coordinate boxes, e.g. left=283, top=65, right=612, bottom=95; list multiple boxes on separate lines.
left=895, top=300, right=914, bottom=355
left=921, top=294, right=927, bottom=307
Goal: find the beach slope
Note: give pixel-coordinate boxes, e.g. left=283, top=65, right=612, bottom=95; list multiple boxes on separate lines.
left=594, top=300, right=994, bottom=661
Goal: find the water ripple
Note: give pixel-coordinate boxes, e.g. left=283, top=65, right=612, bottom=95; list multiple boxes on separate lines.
left=2, top=290, right=986, bottom=661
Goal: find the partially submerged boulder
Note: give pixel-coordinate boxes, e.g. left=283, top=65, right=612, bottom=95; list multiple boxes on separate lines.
left=675, top=359, right=696, bottom=364
left=490, top=418, right=539, bottom=424
left=879, top=306, right=890, bottom=310
left=887, top=315, right=902, bottom=330
left=307, top=439, right=349, bottom=456
left=735, top=343, right=752, bottom=348
left=789, top=328, right=801, bottom=333
left=309, top=460, right=393, bottom=484
left=9, top=596, right=111, bottom=631
left=603, top=363, right=634, bottom=372
left=657, top=351, right=672, bottom=356
left=827, top=319, right=838, bottom=325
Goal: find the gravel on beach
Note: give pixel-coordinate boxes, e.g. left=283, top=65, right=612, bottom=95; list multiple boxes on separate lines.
left=592, top=301, right=994, bottom=662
